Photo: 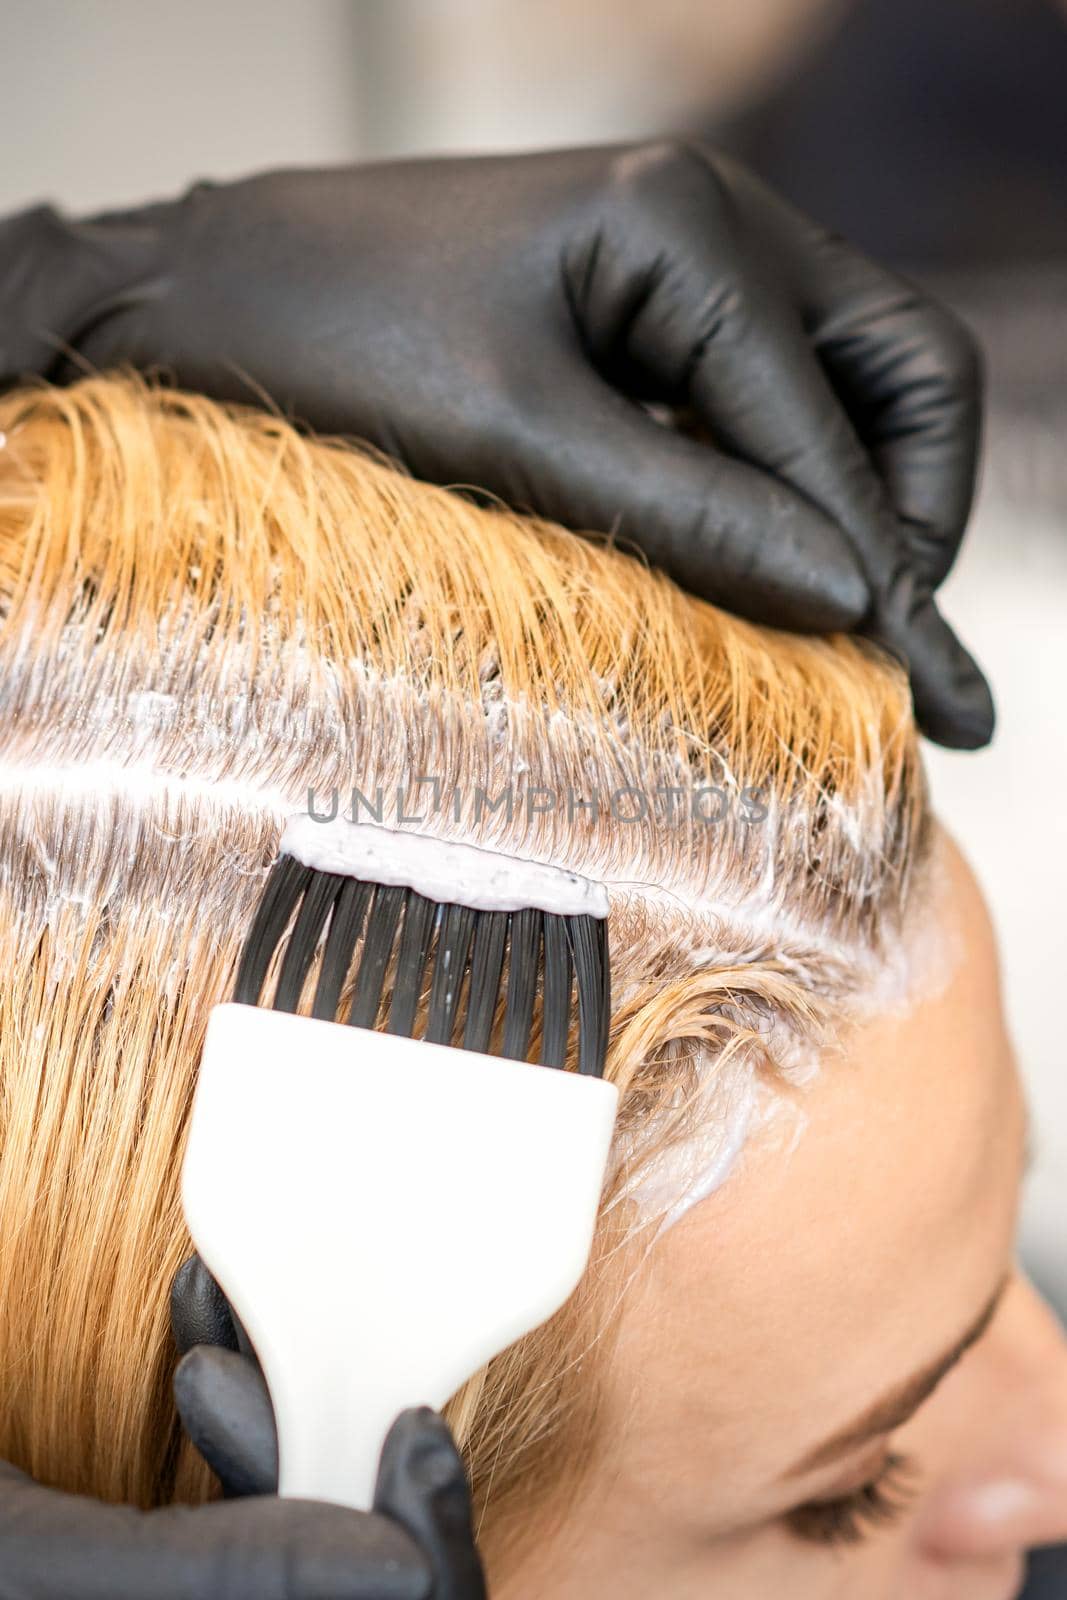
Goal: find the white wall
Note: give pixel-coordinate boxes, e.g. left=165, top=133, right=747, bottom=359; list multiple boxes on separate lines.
left=0, top=0, right=362, bottom=216
left=923, top=321, right=1067, bottom=1289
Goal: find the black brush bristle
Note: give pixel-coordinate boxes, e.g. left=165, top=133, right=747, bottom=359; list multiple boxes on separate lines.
left=311, top=878, right=370, bottom=1020
left=273, top=870, right=344, bottom=1013
left=540, top=912, right=573, bottom=1068
left=236, top=858, right=611, bottom=1078
left=595, top=914, right=611, bottom=1071
left=234, top=855, right=312, bottom=1005
left=567, top=913, right=611, bottom=1076
left=463, top=909, right=508, bottom=1055
left=387, top=890, right=438, bottom=1036
left=347, top=884, right=405, bottom=1029
left=503, top=907, right=542, bottom=1062
left=425, top=902, right=476, bottom=1045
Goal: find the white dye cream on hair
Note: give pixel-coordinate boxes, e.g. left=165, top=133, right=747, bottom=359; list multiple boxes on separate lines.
left=280, top=814, right=609, bottom=919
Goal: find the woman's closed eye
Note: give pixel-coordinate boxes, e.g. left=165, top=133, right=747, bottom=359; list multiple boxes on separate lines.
left=779, top=1274, right=1008, bottom=1548
left=784, top=1451, right=921, bottom=1546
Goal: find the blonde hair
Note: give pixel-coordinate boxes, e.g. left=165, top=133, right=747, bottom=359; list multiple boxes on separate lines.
left=0, top=376, right=928, bottom=1550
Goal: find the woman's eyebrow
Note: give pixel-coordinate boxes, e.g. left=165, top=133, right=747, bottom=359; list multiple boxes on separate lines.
left=780, top=1274, right=1010, bottom=1481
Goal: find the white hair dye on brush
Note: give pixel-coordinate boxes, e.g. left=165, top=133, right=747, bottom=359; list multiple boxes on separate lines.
left=279, top=814, right=609, bottom=918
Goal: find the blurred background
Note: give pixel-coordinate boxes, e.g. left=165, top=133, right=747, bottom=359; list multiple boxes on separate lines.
left=2, top=1, right=1065, bottom=1575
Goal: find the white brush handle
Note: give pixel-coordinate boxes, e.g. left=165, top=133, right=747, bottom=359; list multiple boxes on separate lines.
left=182, top=1003, right=618, bottom=1510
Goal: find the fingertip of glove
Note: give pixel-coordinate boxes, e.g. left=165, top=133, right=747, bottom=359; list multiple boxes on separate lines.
left=868, top=571, right=995, bottom=751
left=174, top=1345, right=279, bottom=1497
left=375, top=1410, right=486, bottom=1600
left=797, top=567, right=869, bottom=634
left=698, top=530, right=870, bottom=634
left=171, top=1254, right=239, bottom=1355
left=172, top=1343, right=224, bottom=1416
left=917, top=675, right=996, bottom=750
left=908, top=613, right=995, bottom=750
left=736, top=503, right=871, bottom=634
left=378, top=1409, right=468, bottom=1500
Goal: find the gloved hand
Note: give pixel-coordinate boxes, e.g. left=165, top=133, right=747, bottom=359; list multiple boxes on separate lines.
left=0, top=141, right=989, bottom=746
left=0, top=1258, right=485, bottom=1600
left=169, top=1254, right=485, bottom=1600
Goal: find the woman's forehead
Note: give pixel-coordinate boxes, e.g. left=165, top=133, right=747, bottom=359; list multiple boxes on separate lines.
left=610, top=832, right=1024, bottom=1479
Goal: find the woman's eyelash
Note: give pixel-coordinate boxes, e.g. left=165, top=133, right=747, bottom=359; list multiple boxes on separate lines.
left=784, top=1451, right=920, bottom=1547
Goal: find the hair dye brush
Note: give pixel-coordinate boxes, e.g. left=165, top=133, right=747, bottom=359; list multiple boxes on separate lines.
left=181, top=819, right=618, bottom=1511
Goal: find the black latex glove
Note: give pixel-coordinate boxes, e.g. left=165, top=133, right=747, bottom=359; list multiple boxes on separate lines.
left=0, top=1261, right=485, bottom=1600
left=0, top=141, right=990, bottom=746
left=170, top=1254, right=485, bottom=1600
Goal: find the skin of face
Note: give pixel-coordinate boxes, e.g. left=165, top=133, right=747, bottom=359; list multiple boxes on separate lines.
left=493, top=830, right=1067, bottom=1599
